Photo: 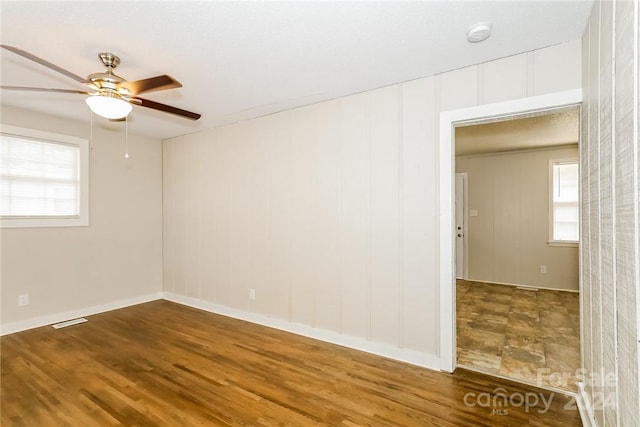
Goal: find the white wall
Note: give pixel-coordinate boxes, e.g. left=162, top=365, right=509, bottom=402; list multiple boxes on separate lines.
left=581, top=0, right=640, bottom=425
left=0, top=106, right=163, bottom=333
left=163, top=40, right=582, bottom=368
left=456, top=146, right=579, bottom=291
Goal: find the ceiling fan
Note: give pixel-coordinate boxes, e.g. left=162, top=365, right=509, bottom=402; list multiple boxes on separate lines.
left=0, top=45, right=201, bottom=121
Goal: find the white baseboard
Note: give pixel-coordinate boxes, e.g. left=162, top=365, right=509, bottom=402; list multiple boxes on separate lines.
left=576, top=382, right=598, bottom=427
left=2, top=291, right=442, bottom=373
left=0, top=292, right=163, bottom=336
left=463, top=278, right=579, bottom=293
left=163, top=292, right=442, bottom=372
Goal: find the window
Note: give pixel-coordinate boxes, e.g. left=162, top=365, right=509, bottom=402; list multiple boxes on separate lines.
left=0, top=125, right=89, bottom=228
left=549, top=159, right=578, bottom=244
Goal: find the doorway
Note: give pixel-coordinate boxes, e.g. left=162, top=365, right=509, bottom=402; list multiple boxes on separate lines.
left=454, top=109, right=580, bottom=392
left=438, top=89, right=583, bottom=391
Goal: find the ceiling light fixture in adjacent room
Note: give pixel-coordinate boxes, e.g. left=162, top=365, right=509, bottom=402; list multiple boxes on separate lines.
left=467, top=22, right=492, bottom=43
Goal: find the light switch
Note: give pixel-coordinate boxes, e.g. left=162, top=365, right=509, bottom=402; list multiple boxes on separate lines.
left=469, top=209, right=478, bottom=217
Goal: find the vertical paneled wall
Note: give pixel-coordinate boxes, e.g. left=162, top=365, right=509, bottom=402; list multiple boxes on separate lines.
left=163, top=40, right=581, bottom=366
left=457, top=146, right=580, bottom=291
left=582, top=0, right=640, bottom=425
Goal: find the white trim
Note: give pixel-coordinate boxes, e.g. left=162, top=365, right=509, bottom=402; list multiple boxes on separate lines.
left=0, top=292, right=163, bottom=336
left=439, top=89, right=582, bottom=372
left=548, top=241, right=579, bottom=248
left=0, top=125, right=90, bottom=228
left=576, top=382, right=598, bottom=427
left=163, top=292, right=442, bottom=371
left=548, top=158, right=580, bottom=243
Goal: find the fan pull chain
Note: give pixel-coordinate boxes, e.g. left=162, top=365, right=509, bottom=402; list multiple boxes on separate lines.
left=124, top=115, right=130, bottom=159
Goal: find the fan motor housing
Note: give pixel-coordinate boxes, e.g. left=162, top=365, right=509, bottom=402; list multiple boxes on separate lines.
left=86, top=72, right=126, bottom=92
left=99, top=52, right=120, bottom=69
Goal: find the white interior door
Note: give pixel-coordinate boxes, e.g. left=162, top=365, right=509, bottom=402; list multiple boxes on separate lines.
left=455, top=173, right=467, bottom=279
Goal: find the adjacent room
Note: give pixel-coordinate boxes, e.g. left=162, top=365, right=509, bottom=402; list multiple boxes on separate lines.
left=1, top=1, right=638, bottom=426
left=454, top=110, right=581, bottom=392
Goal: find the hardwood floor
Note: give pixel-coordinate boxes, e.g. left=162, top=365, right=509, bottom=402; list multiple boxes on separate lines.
left=1, top=300, right=582, bottom=426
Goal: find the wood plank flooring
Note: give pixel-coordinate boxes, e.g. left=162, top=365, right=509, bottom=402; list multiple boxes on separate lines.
left=1, top=300, right=582, bottom=426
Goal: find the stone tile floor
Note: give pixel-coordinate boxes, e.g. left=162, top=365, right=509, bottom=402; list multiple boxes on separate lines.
left=456, top=280, right=580, bottom=392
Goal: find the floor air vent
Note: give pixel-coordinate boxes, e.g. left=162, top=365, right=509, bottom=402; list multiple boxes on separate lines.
left=51, top=318, right=87, bottom=329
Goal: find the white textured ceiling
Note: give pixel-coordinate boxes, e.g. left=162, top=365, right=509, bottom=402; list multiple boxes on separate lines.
left=0, top=1, right=593, bottom=140
left=455, top=109, right=580, bottom=156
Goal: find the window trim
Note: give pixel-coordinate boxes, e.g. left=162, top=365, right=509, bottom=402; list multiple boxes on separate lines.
left=0, top=125, right=89, bottom=228
left=548, top=158, right=578, bottom=246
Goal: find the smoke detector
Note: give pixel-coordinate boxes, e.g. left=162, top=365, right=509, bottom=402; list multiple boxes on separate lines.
left=467, top=22, right=492, bottom=43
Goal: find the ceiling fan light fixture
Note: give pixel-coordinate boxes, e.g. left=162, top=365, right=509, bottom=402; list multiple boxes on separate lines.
left=2, top=45, right=200, bottom=121
left=85, top=93, right=132, bottom=119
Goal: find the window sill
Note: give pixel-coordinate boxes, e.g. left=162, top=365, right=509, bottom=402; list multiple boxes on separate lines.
left=0, top=217, right=89, bottom=229
left=548, top=241, right=578, bottom=248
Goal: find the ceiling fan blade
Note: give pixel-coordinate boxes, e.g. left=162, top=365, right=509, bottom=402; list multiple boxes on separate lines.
left=1, top=45, right=86, bottom=84
left=1, top=85, right=90, bottom=94
left=132, top=97, right=201, bottom=121
left=118, top=75, right=182, bottom=95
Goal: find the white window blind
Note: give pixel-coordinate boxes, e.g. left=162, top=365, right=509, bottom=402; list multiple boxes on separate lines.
left=551, top=161, right=579, bottom=242
left=1, top=136, right=80, bottom=217
left=0, top=125, right=89, bottom=228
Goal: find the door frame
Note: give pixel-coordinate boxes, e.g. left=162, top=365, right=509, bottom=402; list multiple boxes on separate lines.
left=438, top=89, right=582, bottom=372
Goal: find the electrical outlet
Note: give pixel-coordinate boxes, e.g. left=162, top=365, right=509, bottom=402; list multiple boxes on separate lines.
left=18, top=293, right=29, bottom=307
left=539, top=265, right=547, bottom=274
left=249, top=288, right=256, bottom=300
